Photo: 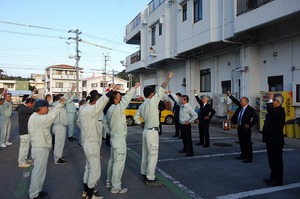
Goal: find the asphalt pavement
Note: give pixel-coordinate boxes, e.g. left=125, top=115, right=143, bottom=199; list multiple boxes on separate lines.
left=1, top=113, right=300, bottom=199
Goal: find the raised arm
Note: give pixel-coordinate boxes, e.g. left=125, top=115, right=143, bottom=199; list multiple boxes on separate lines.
left=227, top=91, right=241, bottom=108
left=193, top=89, right=203, bottom=107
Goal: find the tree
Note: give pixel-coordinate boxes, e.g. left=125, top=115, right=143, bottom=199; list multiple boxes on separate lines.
left=116, top=69, right=140, bottom=86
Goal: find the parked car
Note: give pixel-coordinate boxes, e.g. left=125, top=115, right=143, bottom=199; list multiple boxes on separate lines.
left=124, top=101, right=174, bottom=126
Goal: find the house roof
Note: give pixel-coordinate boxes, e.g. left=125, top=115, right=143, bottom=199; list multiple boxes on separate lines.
left=45, top=64, right=84, bottom=70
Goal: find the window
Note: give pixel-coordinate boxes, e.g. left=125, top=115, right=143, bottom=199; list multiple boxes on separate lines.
left=56, top=70, right=63, bottom=75
left=194, top=0, right=203, bottom=23
left=91, top=83, right=98, bottom=87
left=55, top=82, right=63, bottom=88
left=151, top=26, right=156, bottom=46
left=3, top=83, right=14, bottom=88
left=221, top=80, right=231, bottom=94
left=182, top=3, right=187, bottom=21
left=268, top=75, right=283, bottom=91
left=159, top=23, right=162, bottom=36
left=69, top=83, right=76, bottom=88
left=200, top=69, right=211, bottom=92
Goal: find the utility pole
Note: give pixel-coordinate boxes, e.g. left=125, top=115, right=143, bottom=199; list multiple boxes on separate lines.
left=103, top=54, right=110, bottom=89
left=68, top=29, right=81, bottom=99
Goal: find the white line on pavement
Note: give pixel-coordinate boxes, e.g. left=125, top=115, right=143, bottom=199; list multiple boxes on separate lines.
left=157, top=149, right=294, bottom=162
left=216, top=182, right=300, bottom=199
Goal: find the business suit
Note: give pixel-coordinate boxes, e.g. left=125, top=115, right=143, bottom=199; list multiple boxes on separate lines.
left=262, top=102, right=285, bottom=185
left=168, top=94, right=180, bottom=137
left=229, top=95, right=258, bottom=162
left=195, top=95, right=216, bottom=147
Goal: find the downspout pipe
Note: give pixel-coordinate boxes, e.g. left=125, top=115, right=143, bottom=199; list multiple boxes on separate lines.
left=222, top=0, right=245, bottom=96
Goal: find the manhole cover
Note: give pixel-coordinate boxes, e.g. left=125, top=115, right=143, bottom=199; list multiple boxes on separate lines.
left=213, top=143, right=233, bottom=147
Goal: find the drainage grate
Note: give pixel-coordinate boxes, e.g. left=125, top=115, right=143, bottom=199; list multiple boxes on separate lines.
left=213, top=143, right=233, bottom=147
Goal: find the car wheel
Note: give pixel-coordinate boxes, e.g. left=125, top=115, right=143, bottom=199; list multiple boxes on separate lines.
left=164, top=115, right=174, bottom=125
left=126, top=116, right=134, bottom=126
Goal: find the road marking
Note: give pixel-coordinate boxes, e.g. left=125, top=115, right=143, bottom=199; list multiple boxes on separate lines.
left=127, top=136, right=233, bottom=146
left=13, top=167, right=32, bottom=199
left=127, top=148, right=202, bottom=199
left=158, top=149, right=294, bottom=162
left=216, top=182, right=300, bottom=199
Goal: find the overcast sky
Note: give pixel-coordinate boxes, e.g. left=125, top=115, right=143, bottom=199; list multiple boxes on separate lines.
left=0, top=0, right=150, bottom=78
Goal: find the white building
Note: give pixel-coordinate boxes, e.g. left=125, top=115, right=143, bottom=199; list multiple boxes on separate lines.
left=44, top=64, right=83, bottom=97
left=83, top=73, right=129, bottom=97
left=29, top=73, right=45, bottom=99
left=124, top=0, right=300, bottom=117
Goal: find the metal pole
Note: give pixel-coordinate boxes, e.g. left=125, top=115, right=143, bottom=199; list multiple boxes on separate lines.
left=75, top=29, right=80, bottom=98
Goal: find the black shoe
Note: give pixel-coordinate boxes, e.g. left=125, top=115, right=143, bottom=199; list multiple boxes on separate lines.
left=235, top=156, right=245, bottom=160
left=141, top=174, right=147, bottom=181
left=195, top=142, right=204, bottom=146
left=178, top=136, right=182, bottom=139
left=68, top=137, right=77, bottom=142
left=264, top=179, right=282, bottom=186
left=146, top=179, right=163, bottom=186
left=178, top=150, right=188, bottom=153
left=38, top=191, right=48, bottom=197
left=203, top=144, right=209, bottom=148
left=185, top=153, right=194, bottom=157
left=55, top=158, right=67, bottom=165
left=243, top=159, right=252, bottom=163
left=172, top=135, right=179, bottom=137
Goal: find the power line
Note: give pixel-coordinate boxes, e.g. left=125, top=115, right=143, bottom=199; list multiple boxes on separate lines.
left=0, top=29, right=68, bottom=39
left=0, top=20, right=68, bottom=32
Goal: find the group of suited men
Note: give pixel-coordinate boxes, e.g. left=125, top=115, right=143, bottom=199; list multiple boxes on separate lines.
left=169, top=89, right=285, bottom=187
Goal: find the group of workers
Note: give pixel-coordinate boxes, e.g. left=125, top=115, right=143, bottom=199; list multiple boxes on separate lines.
left=0, top=69, right=286, bottom=198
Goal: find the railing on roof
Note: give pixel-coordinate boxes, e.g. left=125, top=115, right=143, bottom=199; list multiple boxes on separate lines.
left=129, top=13, right=141, bottom=31
left=237, top=0, right=273, bottom=16
left=149, top=0, right=165, bottom=14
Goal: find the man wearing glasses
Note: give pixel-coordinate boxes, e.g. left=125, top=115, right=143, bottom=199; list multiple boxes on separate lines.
left=168, top=92, right=198, bottom=157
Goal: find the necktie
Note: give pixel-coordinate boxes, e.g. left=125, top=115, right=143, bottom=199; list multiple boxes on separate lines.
left=238, top=108, right=245, bottom=125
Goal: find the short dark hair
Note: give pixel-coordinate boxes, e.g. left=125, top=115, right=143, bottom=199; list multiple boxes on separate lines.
left=86, top=96, right=91, bottom=102
left=176, top=93, right=182, bottom=97
left=90, top=93, right=101, bottom=103
left=241, top=96, right=249, bottom=103
left=53, top=94, right=63, bottom=102
left=182, top=95, right=189, bottom=103
left=45, top=94, right=51, bottom=100
left=25, top=98, right=35, bottom=104
left=143, top=87, right=155, bottom=98
left=90, top=90, right=98, bottom=96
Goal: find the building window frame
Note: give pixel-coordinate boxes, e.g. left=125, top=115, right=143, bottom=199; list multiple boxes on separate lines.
left=182, top=3, right=187, bottom=21
left=193, top=0, right=203, bottom=23
left=151, top=26, right=156, bottom=46
left=159, top=23, right=162, bottom=36
left=268, top=75, right=283, bottom=91
left=200, top=69, right=211, bottom=92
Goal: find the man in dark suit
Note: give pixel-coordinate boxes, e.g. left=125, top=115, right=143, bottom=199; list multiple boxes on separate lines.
left=194, top=90, right=216, bottom=148
left=158, top=100, right=166, bottom=135
left=168, top=92, right=182, bottom=138
left=262, top=93, right=285, bottom=186
left=227, top=91, right=258, bottom=163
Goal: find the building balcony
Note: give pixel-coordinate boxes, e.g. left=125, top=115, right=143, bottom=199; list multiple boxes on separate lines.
left=125, top=13, right=142, bottom=44
left=237, top=0, right=273, bottom=16
left=51, top=74, right=82, bottom=80
left=234, top=0, right=299, bottom=34
left=52, top=87, right=81, bottom=93
left=125, top=53, right=144, bottom=73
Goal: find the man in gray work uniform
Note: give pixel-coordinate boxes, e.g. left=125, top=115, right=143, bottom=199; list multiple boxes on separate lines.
left=134, top=72, right=173, bottom=186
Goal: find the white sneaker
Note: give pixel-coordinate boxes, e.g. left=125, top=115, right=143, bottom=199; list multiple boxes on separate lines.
left=18, top=163, right=31, bottom=168
left=86, top=195, right=104, bottom=199
left=0, top=143, right=6, bottom=148
left=111, top=187, right=128, bottom=194
left=105, top=181, right=112, bottom=189
left=5, top=141, right=12, bottom=145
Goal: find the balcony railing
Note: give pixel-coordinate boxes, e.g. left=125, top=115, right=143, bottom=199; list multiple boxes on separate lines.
left=237, top=0, right=273, bottom=16
left=149, top=0, right=165, bottom=14
left=130, top=50, right=141, bottom=64
left=129, top=13, right=141, bottom=31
